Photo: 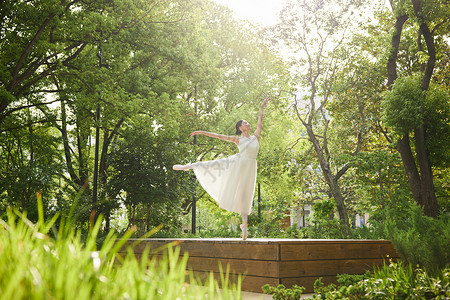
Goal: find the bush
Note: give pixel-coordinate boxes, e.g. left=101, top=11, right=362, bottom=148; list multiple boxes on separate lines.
left=299, top=200, right=350, bottom=239
left=262, top=284, right=306, bottom=300
left=382, top=204, right=450, bottom=272
left=363, top=261, right=450, bottom=299
left=336, top=272, right=373, bottom=287
left=311, top=261, right=450, bottom=299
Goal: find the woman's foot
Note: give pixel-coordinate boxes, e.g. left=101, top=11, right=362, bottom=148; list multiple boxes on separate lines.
left=173, top=164, right=189, bottom=171
left=240, top=222, right=248, bottom=240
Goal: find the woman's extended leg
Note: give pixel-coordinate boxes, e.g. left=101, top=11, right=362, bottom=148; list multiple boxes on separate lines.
left=240, top=214, right=248, bottom=240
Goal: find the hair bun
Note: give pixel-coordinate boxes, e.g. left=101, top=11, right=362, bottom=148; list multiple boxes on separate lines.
left=235, top=120, right=243, bottom=135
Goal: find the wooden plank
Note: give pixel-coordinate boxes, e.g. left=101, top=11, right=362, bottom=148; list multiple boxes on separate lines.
left=128, top=254, right=279, bottom=277
left=281, top=242, right=399, bottom=261
left=178, top=242, right=279, bottom=260
left=281, top=275, right=338, bottom=294
left=279, top=258, right=387, bottom=277
left=241, top=276, right=280, bottom=294
left=120, top=239, right=280, bottom=261
left=187, top=256, right=279, bottom=277
left=191, top=271, right=280, bottom=294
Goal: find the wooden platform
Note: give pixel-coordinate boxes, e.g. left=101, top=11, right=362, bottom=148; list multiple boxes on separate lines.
left=119, top=238, right=399, bottom=293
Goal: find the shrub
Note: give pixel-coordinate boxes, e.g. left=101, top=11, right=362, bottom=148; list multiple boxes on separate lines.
left=300, top=200, right=350, bottom=239
left=262, top=284, right=306, bottom=300
left=363, top=261, right=450, bottom=299
left=312, top=261, right=450, bottom=299
left=383, top=204, right=450, bottom=272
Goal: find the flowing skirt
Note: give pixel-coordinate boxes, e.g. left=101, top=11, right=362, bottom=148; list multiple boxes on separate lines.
left=192, top=153, right=257, bottom=215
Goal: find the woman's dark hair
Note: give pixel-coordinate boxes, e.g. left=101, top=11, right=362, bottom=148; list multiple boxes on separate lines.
left=235, top=120, right=243, bottom=135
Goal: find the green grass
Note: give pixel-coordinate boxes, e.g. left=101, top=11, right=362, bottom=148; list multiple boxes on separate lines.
left=0, top=196, right=242, bottom=299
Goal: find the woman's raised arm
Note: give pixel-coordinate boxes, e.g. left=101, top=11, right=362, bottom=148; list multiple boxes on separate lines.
left=253, top=97, right=270, bottom=140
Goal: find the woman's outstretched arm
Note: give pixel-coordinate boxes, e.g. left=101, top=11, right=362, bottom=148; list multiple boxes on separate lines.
left=190, top=131, right=239, bottom=145
left=254, top=97, right=270, bottom=140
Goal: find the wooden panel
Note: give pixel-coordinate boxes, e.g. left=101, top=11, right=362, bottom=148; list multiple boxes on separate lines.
left=241, top=276, right=280, bottom=294
left=279, top=258, right=387, bottom=277
left=121, top=239, right=280, bottom=261
left=191, top=271, right=280, bottom=294
left=140, top=255, right=279, bottom=277
left=188, top=257, right=278, bottom=277
left=179, top=242, right=279, bottom=260
left=281, top=242, right=399, bottom=261
left=281, top=275, right=338, bottom=294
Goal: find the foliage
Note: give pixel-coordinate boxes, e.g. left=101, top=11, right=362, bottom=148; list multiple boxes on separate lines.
left=268, top=0, right=373, bottom=229
left=382, top=75, right=425, bottom=135
left=313, top=261, right=450, bottom=299
left=382, top=0, right=449, bottom=217
left=0, top=0, right=285, bottom=230
left=0, top=120, right=64, bottom=221
left=382, top=74, right=450, bottom=161
left=349, top=150, right=412, bottom=211
left=106, top=118, right=188, bottom=233
left=1, top=0, right=448, bottom=244
left=336, top=272, right=374, bottom=287
left=423, top=84, right=450, bottom=169
left=298, top=199, right=350, bottom=239
left=154, top=227, right=241, bottom=239
left=0, top=197, right=241, bottom=299
left=381, top=204, right=450, bottom=271
left=262, top=284, right=305, bottom=300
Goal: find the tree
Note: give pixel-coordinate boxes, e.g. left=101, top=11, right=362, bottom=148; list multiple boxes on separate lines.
left=0, top=0, right=288, bottom=230
left=270, top=0, right=369, bottom=231
left=383, top=0, right=449, bottom=217
left=0, top=0, right=98, bottom=126
left=0, top=118, right=63, bottom=220
left=106, top=118, right=188, bottom=233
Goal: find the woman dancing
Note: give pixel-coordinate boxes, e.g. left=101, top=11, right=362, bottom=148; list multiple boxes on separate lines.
left=173, top=97, right=269, bottom=240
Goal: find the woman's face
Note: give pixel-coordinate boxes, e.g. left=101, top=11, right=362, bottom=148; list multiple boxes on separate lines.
left=240, top=120, right=251, bottom=132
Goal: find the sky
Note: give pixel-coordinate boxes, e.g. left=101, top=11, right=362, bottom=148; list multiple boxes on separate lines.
left=213, top=0, right=288, bottom=26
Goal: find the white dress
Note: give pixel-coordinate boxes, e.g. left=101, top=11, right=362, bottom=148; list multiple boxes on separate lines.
left=192, top=135, right=259, bottom=215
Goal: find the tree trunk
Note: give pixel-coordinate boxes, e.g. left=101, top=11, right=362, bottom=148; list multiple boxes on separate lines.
left=60, top=98, right=84, bottom=187
left=396, top=134, right=422, bottom=201
left=306, top=124, right=350, bottom=230
left=414, top=126, right=438, bottom=217
left=328, top=177, right=350, bottom=227
left=98, top=119, right=124, bottom=229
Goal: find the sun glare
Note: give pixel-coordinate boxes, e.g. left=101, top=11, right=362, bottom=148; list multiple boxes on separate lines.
left=214, top=0, right=287, bottom=26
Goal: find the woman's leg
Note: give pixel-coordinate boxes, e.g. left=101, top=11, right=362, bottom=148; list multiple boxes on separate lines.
left=240, top=214, right=248, bottom=240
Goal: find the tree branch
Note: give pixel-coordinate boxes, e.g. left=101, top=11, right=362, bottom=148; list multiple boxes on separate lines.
left=0, top=98, right=66, bottom=121
left=8, top=13, right=57, bottom=92
left=387, top=14, right=408, bottom=87
left=411, top=0, right=436, bottom=91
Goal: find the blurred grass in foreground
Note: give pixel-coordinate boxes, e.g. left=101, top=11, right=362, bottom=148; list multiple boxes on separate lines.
left=0, top=195, right=241, bottom=299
